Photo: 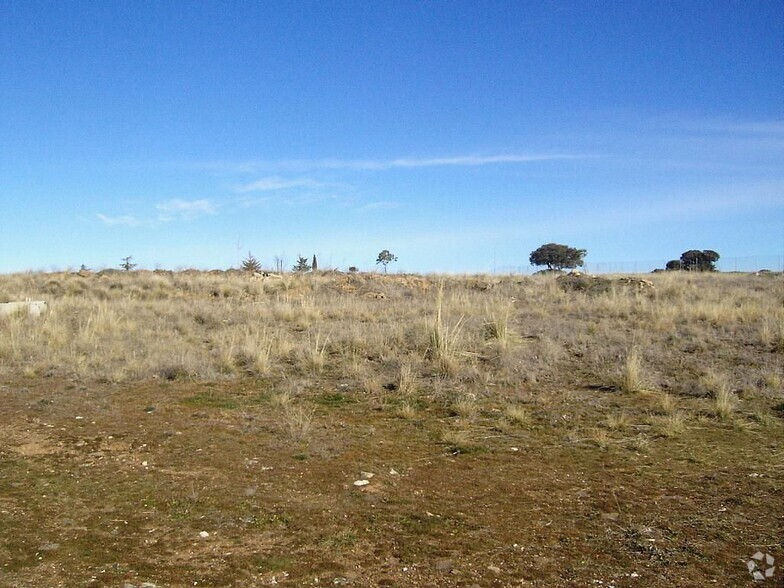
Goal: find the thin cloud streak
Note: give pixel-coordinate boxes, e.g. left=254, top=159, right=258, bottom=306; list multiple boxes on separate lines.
left=311, top=153, right=594, bottom=170
left=189, top=153, right=595, bottom=173
left=235, top=177, right=326, bottom=193
left=358, top=201, right=399, bottom=211
left=98, top=198, right=217, bottom=228
left=96, top=214, right=144, bottom=227
left=156, top=198, right=217, bottom=218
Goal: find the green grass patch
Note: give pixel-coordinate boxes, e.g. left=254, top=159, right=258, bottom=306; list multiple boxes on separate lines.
left=314, top=392, right=355, bottom=407
left=182, top=392, right=239, bottom=409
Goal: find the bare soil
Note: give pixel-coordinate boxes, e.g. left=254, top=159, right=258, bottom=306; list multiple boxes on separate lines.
left=1, top=375, right=781, bottom=587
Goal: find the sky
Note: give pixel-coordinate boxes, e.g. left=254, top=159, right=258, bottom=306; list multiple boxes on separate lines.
left=1, top=0, right=782, bottom=274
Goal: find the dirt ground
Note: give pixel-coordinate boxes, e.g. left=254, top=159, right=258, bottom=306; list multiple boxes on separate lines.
left=1, top=375, right=781, bottom=587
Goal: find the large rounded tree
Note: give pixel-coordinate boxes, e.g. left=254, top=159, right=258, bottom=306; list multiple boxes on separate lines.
left=529, top=243, right=587, bottom=271
left=665, top=250, right=720, bottom=272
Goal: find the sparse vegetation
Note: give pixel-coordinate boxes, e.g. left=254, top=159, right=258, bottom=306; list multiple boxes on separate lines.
left=0, top=269, right=781, bottom=586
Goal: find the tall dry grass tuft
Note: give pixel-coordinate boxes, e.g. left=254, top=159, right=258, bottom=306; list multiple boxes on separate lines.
left=651, top=412, right=687, bottom=438
left=504, top=405, right=532, bottom=427
left=759, top=317, right=784, bottom=352
left=428, top=285, right=465, bottom=376
left=619, top=347, right=645, bottom=393
left=280, top=404, right=315, bottom=442
left=483, top=304, right=514, bottom=350
left=450, top=395, right=478, bottom=419
left=303, top=332, right=330, bottom=374
left=713, top=382, right=738, bottom=421
left=397, top=360, right=417, bottom=395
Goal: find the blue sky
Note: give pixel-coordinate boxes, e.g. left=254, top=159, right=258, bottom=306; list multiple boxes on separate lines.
left=1, top=0, right=782, bottom=273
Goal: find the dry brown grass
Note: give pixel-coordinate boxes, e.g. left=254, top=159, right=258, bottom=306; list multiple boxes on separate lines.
left=0, top=269, right=781, bottom=436
left=2, top=267, right=780, bottom=588
left=619, top=347, right=646, bottom=393
left=504, top=404, right=532, bottom=427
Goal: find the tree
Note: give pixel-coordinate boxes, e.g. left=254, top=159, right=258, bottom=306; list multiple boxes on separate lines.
left=241, top=251, right=262, bottom=273
left=120, top=256, right=137, bottom=272
left=376, top=250, right=397, bottom=273
left=529, top=243, right=586, bottom=271
left=292, top=255, right=312, bottom=272
left=679, top=249, right=720, bottom=272
left=665, top=259, right=682, bottom=271
left=312, top=254, right=318, bottom=272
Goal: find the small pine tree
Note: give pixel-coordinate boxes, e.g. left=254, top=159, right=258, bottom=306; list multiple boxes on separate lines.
left=120, top=256, right=137, bottom=271
left=292, top=255, right=312, bottom=272
left=312, top=254, right=318, bottom=272
left=241, top=251, right=263, bottom=273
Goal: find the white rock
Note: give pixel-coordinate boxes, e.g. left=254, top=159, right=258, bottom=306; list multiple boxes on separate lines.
left=199, top=531, right=209, bottom=538
left=353, top=480, right=370, bottom=487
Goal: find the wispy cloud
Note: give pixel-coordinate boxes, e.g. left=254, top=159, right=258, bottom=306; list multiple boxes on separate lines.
left=96, top=213, right=144, bottom=227
left=189, top=153, right=593, bottom=173
left=306, top=153, right=592, bottom=170
left=235, top=177, right=327, bottom=193
left=98, top=198, right=217, bottom=228
left=654, top=115, right=784, bottom=137
left=358, top=200, right=399, bottom=212
left=156, top=198, right=216, bottom=220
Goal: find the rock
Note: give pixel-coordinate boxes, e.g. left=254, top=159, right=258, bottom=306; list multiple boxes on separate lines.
left=353, top=480, right=370, bottom=487
left=487, top=565, right=501, bottom=573
left=360, top=471, right=375, bottom=479
left=617, top=277, right=655, bottom=291
left=199, top=531, right=209, bottom=538
left=435, top=559, right=455, bottom=571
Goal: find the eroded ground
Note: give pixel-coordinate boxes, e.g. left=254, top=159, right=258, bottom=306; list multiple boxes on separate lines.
left=1, top=376, right=781, bottom=587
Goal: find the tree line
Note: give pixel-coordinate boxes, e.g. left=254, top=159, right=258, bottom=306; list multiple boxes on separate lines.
left=115, top=246, right=721, bottom=274
left=527, top=243, right=720, bottom=272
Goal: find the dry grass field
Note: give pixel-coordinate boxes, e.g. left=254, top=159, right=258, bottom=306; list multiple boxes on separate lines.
left=1, top=269, right=782, bottom=587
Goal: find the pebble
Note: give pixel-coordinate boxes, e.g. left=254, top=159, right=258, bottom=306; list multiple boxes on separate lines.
left=199, top=531, right=209, bottom=538
left=353, top=480, right=370, bottom=487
